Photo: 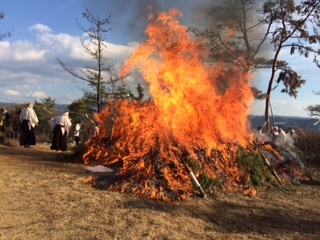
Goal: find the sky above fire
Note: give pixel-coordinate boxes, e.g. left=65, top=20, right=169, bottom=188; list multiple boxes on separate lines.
left=0, top=0, right=319, bottom=118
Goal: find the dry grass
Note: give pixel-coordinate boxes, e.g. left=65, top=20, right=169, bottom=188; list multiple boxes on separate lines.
left=0, top=143, right=320, bottom=240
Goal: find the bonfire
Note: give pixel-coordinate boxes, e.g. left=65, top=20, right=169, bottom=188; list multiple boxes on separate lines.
left=83, top=9, right=307, bottom=202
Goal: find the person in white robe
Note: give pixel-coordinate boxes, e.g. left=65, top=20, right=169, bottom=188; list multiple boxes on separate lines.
left=286, top=129, right=298, bottom=145
left=50, top=112, right=72, bottom=151
left=74, top=121, right=82, bottom=145
left=19, top=103, right=39, bottom=148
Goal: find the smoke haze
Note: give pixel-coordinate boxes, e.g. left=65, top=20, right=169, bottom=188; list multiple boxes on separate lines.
left=82, top=0, right=213, bottom=44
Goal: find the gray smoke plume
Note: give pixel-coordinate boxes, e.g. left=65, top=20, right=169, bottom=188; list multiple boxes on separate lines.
left=82, top=0, right=211, bottom=44
left=79, top=0, right=270, bottom=98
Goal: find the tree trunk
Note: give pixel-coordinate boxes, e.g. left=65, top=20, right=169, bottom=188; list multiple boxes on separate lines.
left=264, top=37, right=283, bottom=129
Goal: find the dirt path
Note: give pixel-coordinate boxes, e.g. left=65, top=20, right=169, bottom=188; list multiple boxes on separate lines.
left=0, top=143, right=320, bottom=240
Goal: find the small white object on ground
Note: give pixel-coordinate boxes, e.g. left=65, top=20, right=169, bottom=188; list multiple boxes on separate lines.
left=85, top=165, right=113, bottom=173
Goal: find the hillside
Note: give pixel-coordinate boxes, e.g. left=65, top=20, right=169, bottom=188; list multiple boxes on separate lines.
left=0, top=102, right=68, bottom=113
left=249, top=115, right=319, bottom=131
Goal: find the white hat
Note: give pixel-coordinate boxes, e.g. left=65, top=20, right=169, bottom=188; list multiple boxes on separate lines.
left=63, top=112, right=69, bottom=115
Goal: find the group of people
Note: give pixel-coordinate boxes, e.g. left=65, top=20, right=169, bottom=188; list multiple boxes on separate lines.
left=256, top=125, right=298, bottom=146
left=19, top=103, right=99, bottom=151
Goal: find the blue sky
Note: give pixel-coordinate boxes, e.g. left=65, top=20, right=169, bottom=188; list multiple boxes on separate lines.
left=0, top=0, right=319, bottom=118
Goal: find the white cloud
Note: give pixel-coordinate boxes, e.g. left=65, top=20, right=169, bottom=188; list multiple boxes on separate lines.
left=0, top=41, right=11, bottom=61
left=107, top=41, right=138, bottom=68
left=0, top=26, right=136, bottom=105
left=29, top=24, right=53, bottom=33
left=27, top=91, right=48, bottom=99
left=0, top=40, right=46, bottom=62
left=4, top=90, right=21, bottom=96
left=251, top=98, right=310, bottom=118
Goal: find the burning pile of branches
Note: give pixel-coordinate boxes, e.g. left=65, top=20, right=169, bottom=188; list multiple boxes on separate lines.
left=84, top=100, right=253, bottom=201
left=83, top=9, right=307, bottom=201
left=83, top=100, right=307, bottom=202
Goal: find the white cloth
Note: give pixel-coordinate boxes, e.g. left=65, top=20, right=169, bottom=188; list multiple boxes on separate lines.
left=85, top=165, right=113, bottom=173
left=286, top=132, right=298, bottom=145
left=19, top=107, right=39, bottom=128
left=52, top=115, right=72, bottom=135
left=74, top=123, right=81, bottom=137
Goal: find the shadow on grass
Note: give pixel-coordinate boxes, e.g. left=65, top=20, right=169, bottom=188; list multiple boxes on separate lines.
left=120, top=193, right=320, bottom=237
left=300, top=178, right=320, bottom=186
left=0, top=141, right=85, bottom=164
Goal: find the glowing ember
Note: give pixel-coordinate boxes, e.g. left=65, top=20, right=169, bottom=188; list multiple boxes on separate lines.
left=84, top=9, right=258, bottom=201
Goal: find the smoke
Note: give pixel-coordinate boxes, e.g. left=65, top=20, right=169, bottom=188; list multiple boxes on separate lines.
left=80, top=0, right=271, bottom=100
left=80, top=0, right=214, bottom=98
left=80, top=0, right=272, bottom=59
left=81, top=0, right=211, bottom=44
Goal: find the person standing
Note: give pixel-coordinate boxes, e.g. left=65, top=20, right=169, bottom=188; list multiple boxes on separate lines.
left=74, top=121, right=82, bottom=145
left=50, top=112, right=72, bottom=151
left=19, top=103, right=39, bottom=148
left=286, top=128, right=298, bottom=145
left=88, top=122, right=99, bottom=138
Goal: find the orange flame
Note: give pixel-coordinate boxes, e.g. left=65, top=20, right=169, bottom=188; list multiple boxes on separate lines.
left=119, top=9, right=253, bottom=150
left=84, top=9, right=256, bottom=201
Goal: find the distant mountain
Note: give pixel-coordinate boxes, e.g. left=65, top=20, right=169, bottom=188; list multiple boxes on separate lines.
left=0, top=102, right=17, bottom=108
left=0, top=102, right=69, bottom=112
left=55, top=104, right=69, bottom=113
left=249, top=115, right=319, bottom=131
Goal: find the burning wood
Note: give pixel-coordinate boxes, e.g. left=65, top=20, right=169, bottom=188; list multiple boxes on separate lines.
left=83, top=101, right=307, bottom=201
left=82, top=9, right=308, bottom=201
left=256, top=143, right=282, bottom=185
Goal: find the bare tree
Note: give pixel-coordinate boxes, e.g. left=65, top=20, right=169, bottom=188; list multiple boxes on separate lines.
left=57, top=9, right=122, bottom=113
left=262, top=0, right=320, bottom=124
left=0, top=11, right=11, bottom=41
left=190, top=0, right=269, bottom=71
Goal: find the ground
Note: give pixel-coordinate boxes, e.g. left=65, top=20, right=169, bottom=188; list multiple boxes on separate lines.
left=0, top=143, right=319, bottom=240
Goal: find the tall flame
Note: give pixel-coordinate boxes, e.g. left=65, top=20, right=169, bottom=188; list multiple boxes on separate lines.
left=84, top=8, right=256, bottom=201
left=119, top=9, right=253, bottom=150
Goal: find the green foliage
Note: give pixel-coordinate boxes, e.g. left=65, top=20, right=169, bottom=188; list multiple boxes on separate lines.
left=198, top=173, right=222, bottom=189
left=112, top=84, right=132, bottom=101
left=67, top=98, right=95, bottom=142
left=135, top=83, right=144, bottom=101
left=68, top=98, right=93, bottom=120
left=237, top=148, right=275, bottom=187
left=184, top=155, right=222, bottom=190
left=34, top=97, right=56, bottom=118
left=305, top=104, right=320, bottom=117
left=33, top=97, right=56, bottom=141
